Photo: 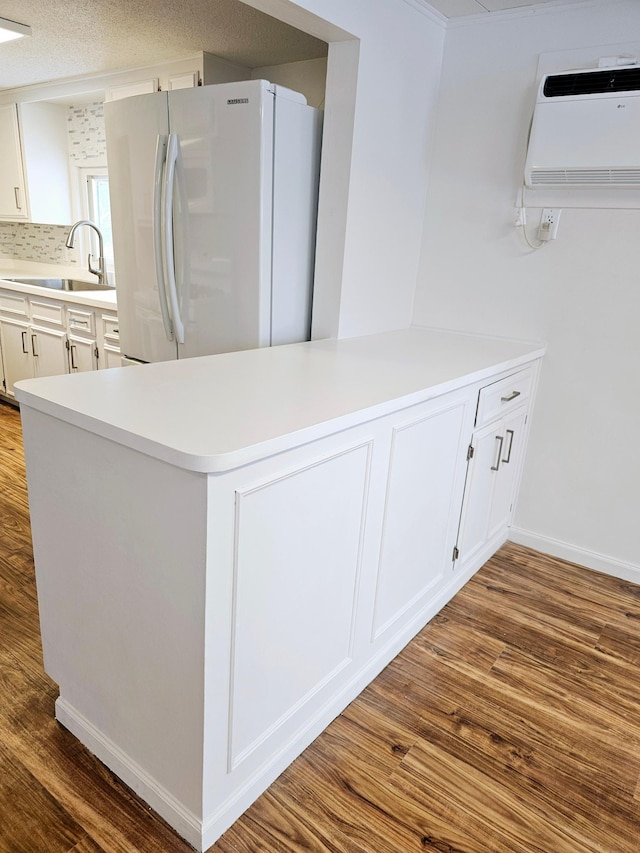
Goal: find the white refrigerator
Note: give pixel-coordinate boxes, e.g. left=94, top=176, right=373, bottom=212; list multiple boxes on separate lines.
left=104, top=80, right=322, bottom=364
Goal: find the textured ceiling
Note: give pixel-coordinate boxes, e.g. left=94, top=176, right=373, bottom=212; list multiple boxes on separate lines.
left=0, top=0, right=593, bottom=92
left=0, top=0, right=328, bottom=91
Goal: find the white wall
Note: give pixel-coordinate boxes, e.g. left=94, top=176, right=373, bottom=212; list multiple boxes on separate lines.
left=246, top=0, right=446, bottom=339
left=414, top=0, right=640, bottom=578
left=252, top=57, right=327, bottom=107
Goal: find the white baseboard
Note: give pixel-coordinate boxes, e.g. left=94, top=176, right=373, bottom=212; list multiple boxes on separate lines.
left=55, top=697, right=204, bottom=850
left=508, top=527, right=640, bottom=585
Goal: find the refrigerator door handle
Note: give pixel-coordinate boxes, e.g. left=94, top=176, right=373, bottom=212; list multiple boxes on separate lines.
left=153, top=134, right=174, bottom=342
left=163, top=133, right=185, bottom=344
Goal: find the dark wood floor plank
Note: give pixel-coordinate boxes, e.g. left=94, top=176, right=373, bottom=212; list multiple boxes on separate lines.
left=68, top=838, right=108, bottom=853
left=389, top=738, right=616, bottom=853
left=494, top=543, right=640, bottom=628
left=595, top=621, right=640, bottom=666
left=0, top=738, right=85, bottom=853
left=215, top=783, right=374, bottom=853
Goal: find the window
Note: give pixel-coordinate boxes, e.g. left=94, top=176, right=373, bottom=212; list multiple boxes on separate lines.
left=86, top=172, right=114, bottom=266
left=76, top=166, right=115, bottom=276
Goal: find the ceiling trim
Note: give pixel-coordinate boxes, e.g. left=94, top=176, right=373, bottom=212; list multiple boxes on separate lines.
left=400, top=0, right=447, bottom=27
left=446, top=0, right=611, bottom=28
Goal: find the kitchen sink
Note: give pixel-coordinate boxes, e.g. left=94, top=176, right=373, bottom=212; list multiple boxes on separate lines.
left=4, top=277, right=114, bottom=293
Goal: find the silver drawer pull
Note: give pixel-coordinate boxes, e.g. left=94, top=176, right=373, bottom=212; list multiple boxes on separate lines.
left=71, top=319, right=89, bottom=326
left=501, top=391, right=521, bottom=403
left=491, top=435, right=504, bottom=471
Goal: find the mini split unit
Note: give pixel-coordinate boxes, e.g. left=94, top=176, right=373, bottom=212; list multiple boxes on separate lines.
left=524, top=65, right=640, bottom=189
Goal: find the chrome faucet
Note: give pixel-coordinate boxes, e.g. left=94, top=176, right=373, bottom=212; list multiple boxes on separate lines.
left=65, top=220, right=107, bottom=286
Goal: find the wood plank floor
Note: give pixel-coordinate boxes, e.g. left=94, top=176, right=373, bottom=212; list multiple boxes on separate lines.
left=2, top=398, right=640, bottom=852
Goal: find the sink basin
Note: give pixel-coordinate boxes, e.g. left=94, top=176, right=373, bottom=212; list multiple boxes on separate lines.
left=4, top=277, right=114, bottom=293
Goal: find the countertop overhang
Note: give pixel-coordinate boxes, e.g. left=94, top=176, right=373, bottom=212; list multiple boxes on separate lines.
left=14, top=327, right=546, bottom=474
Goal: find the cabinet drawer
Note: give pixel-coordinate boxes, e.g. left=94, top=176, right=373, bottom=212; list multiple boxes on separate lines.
left=0, top=291, right=28, bottom=317
left=68, top=308, right=95, bottom=336
left=102, top=314, right=119, bottom=342
left=475, top=366, right=533, bottom=427
left=31, top=300, right=65, bottom=328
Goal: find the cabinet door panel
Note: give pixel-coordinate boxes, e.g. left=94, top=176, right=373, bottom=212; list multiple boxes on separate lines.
left=372, top=397, right=472, bottom=639
left=487, top=406, right=528, bottom=541
left=456, top=419, right=503, bottom=569
left=0, top=318, right=33, bottom=396
left=68, top=336, right=97, bottom=373
left=102, top=344, right=122, bottom=369
left=457, top=404, right=529, bottom=569
left=31, top=327, right=68, bottom=379
left=0, top=104, right=27, bottom=219
left=230, top=443, right=370, bottom=770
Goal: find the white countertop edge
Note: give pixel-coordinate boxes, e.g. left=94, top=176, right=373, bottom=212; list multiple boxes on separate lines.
left=0, top=274, right=117, bottom=310
left=15, top=340, right=546, bottom=474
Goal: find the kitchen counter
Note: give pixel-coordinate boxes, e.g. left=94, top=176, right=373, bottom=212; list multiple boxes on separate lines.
left=0, top=263, right=117, bottom=310
left=15, top=326, right=543, bottom=472
left=16, top=326, right=544, bottom=851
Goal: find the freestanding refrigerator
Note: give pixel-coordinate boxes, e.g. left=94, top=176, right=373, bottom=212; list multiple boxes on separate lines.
left=104, top=80, right=323, bottom=364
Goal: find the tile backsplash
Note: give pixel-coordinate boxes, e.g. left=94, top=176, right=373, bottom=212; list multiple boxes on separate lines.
left=68, top=102, right=107, bottom=164
left=0, top=223, right=77, bottom=265
left=0, top=101, right=105, bottom=264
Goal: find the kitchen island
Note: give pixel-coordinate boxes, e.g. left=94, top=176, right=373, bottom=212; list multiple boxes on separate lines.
left=15, top=327, right=544, bottom=851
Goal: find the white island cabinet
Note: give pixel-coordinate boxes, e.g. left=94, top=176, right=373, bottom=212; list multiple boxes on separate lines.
left=15, top=328, right=544, bottom=852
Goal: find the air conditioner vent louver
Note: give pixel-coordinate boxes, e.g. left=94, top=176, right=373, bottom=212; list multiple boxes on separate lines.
left=525, top=66, right=640, bottom=192
left=543, top=67, right=640, bottom=98
left=529, top=168, right=640, bottom=187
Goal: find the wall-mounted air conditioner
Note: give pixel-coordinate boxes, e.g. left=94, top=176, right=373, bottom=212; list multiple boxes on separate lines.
left=524, top=66, right=640, bottom=189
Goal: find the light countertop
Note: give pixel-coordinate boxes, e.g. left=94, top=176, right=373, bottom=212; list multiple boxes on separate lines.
left=0, top=262, right=117, bottom=310
left=15, top=327, right=545, bottom=474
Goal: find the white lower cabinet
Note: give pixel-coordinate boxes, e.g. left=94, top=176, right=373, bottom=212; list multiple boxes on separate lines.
left=455, top=367, right=534, bottom=571
left=0, top=317, right=32, bottom=395
left=0, top=318, right=68, bottom=395
left=30, top=325, right=69, bottom=379
left=371, top=391, right=475, bottom=641
left=100, top=313, right=121, bottom=368
left=67, top=334, right=98, bottom=372
left=0, top=286, right=119, bottom=395
left=67, top=308, right=98, bottom=373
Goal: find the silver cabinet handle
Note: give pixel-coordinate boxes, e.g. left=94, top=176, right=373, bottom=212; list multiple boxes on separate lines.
left=503, top=429, right=515, bottom=464
left=31, top=334, right=38, bottom=357
left=14, top=186, right=22, bottom=210
left=491, top=435, right=504, bottom=471
left=21, top=330, right=28, bottom=354
left=501, top=390, right=521, bottom=403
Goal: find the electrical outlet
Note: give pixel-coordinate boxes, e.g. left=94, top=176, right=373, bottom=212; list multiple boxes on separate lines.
left=538, top=208, right=561, bottom=241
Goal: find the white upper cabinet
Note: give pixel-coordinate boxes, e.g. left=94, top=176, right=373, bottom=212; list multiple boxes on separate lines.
left=0, top=104, right=27, bottom=219
left=0, top=102, right=72, bottom=225
left=104, top=52, right=251, bottom=102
